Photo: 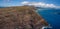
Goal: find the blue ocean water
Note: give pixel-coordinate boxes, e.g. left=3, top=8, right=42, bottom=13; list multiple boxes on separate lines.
left=37, top=9, right=60, bottom=29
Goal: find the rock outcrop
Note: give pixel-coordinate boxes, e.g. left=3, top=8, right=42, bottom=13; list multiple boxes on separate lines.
left=0, top=6, right=48, bottom=29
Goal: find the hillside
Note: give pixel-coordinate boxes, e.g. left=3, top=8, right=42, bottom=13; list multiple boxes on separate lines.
left=0, top=6, right=48, bottom=29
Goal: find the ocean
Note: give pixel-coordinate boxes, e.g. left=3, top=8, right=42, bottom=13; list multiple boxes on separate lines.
left=37, top=9, right=60, bottom=29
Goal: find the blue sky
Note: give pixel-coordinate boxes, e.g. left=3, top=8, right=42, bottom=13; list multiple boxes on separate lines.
left=0, top=0, right=60, bottom=7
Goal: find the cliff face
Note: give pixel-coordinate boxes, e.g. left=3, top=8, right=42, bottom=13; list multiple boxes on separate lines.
left=0, top=6, right=48, bottom=29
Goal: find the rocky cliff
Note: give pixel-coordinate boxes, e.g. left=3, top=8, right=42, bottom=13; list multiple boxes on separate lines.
left=0, top=6, right=48, bottom=29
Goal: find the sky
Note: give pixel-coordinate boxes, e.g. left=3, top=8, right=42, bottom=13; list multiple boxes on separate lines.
left=0, top=0, right=60, bottom=8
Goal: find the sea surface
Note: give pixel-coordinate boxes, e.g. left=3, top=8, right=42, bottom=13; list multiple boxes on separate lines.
left=37, top=9, right=60, bottom=29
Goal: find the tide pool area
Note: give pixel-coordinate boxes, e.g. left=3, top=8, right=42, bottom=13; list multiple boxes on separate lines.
left=36, top=9, right=60, bottom=29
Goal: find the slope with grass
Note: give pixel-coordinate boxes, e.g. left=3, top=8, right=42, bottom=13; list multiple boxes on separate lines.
left=0, top=6, right=48, bottom=29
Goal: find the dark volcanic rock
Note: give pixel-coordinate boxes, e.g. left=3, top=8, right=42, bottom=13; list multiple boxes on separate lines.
left=0, top=6, right=48, bottom=29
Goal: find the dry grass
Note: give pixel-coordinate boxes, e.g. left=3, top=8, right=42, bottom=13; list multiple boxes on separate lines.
left=0, top=6, right=48, bottom=29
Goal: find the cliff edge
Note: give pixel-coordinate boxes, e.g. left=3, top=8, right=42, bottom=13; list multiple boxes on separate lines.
left=0, top=6, right=48, bottom=29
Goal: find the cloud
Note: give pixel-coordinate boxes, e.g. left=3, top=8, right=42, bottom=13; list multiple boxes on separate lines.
left=21, top=1, right=60, bottom=9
